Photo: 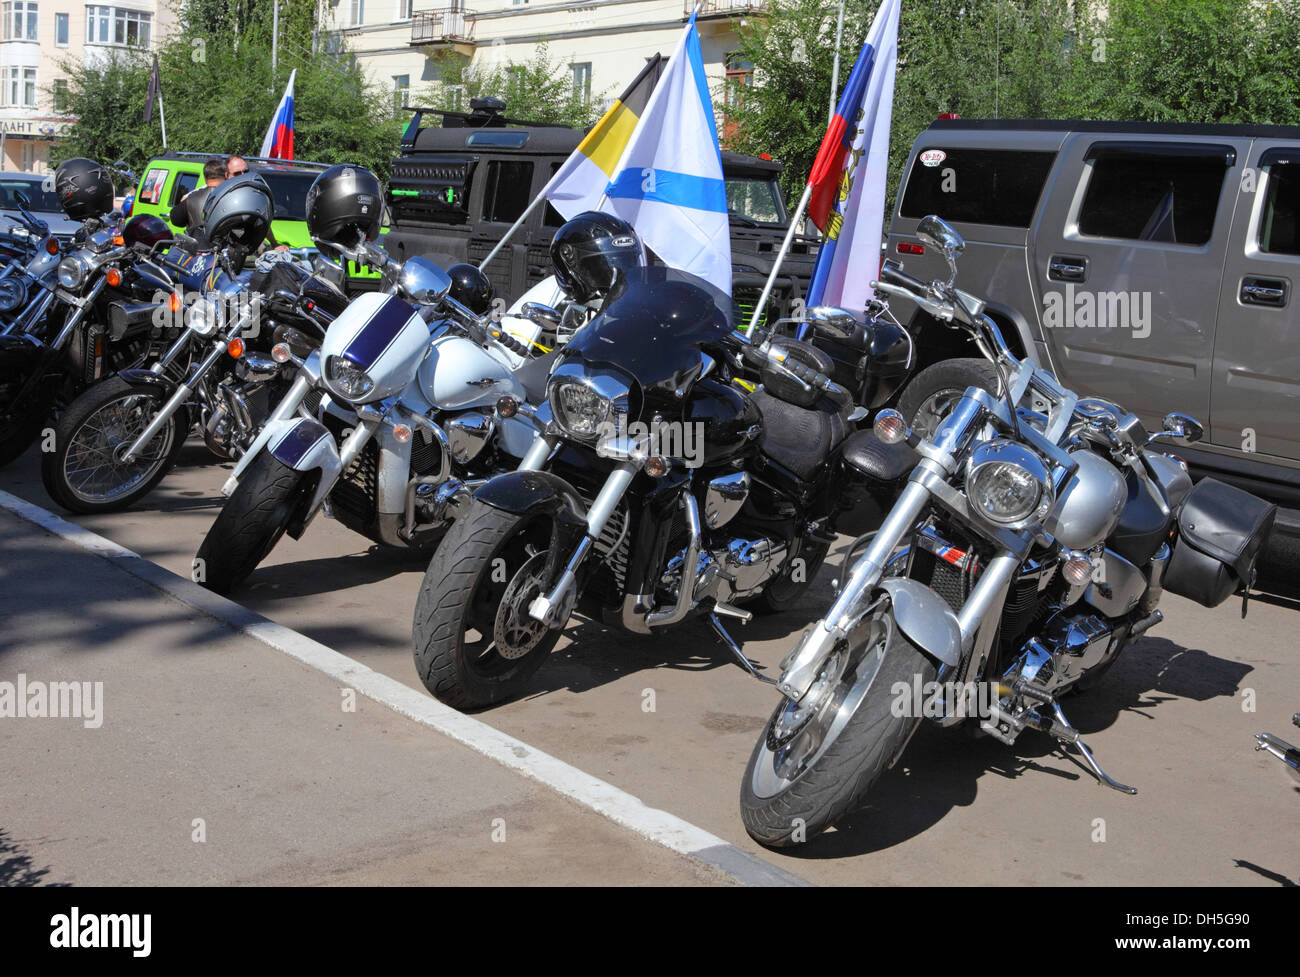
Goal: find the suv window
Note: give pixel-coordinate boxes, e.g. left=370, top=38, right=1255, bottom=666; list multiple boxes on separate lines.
left=900, top=148, right=1055, bottom=227
left=169, top=172, right=198, bottom=207
left=1078, top=146, right=1228, bottom=246
left=0, top=177, right=59, bottom=211
left=727, top=176, right=784, bottom=225
left=1260, top=161, right=1300, bottom=256
left=482, top=160, right=534, bottom=224
left=258, top=171, right=316, bottom=222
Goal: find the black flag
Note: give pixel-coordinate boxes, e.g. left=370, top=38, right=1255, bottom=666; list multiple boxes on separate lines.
left=144, top=54, right=160, bottom=123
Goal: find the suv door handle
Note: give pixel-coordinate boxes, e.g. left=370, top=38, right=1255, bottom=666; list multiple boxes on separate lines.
left=1241, top=276, right=1288, bottom=307
left=1048, top=255, right=1088, bottom=282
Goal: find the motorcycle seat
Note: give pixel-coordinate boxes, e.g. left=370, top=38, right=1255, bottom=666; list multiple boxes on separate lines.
left=752, top=386, right=846, bottom=480
left=842, top=428, right=918, bottom=482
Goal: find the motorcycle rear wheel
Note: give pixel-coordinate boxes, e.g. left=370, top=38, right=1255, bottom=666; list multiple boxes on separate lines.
left=41, top=376, right=187, bottom=514
left=412, top=500, right=560, bottom=710
left=740, top=609, right=938, bottom=847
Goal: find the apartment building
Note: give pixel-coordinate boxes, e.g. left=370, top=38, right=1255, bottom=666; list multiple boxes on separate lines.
left=322, top=0, right=764, bottom=125
left=0, top=1, right=175, bottom=172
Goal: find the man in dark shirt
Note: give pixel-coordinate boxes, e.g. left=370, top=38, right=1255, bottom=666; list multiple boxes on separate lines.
left=169, top=156, right=226, bottom=239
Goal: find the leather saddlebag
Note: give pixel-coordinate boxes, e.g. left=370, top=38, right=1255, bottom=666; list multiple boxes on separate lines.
left=1164, top=477, right=1276, bottom=607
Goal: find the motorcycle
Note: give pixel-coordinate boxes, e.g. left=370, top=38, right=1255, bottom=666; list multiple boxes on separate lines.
left=193, top=237, right=550, bottom=595
left=39, top=245, right=340, bottom=513
left=0, top=216, right=174, bottom=468
left=737, top=216, right=1278, bottom=846
left=1254, top=714, right=1300, bottom=787
left=407, top=264, right=909, bottom=710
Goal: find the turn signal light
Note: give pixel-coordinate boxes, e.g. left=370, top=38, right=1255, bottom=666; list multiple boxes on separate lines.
left=496, top=395, right=520, bottom=419
left=226, top=338, right=245, bottom=358
left=392, top=423, right=413, bottom=443
left=112, top=235, right=125, bottom=246
left=168, top=292, right=182, bottom=313
left=271, top=343, right=292, bottom=363
left=1062, top=556, right=1094, bottom=587
left=873, top=409, right=909, bottom=445
left=105, top=268, right=122, bottom=287
left=644, top=456, right=670, bottom=478
left=45, top=238, right=59, bottom=255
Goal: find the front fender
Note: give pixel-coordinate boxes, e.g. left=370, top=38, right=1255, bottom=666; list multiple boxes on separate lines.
left=474, top=469, right=586, bottom=520
left=876, top=577, right=962, bottom=667
left=224, top=416, right=342, bottom=522
left=115, top=368, right=178, bottom=395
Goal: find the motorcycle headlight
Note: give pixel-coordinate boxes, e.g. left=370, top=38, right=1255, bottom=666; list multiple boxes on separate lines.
left=965, top=439, right=1054, bottom=530
left=325, top=355, right=375, bottom=402
left=547, top=363, right=630, bottom=443
left=57, top=255, right=87, bottom=290
left=0, top=276, right=27, bottom=313
left=186, top=297, right=219, bottom=338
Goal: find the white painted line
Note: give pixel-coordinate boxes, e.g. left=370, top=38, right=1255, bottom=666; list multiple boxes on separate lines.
left=0, top=490, right=811, bottom=888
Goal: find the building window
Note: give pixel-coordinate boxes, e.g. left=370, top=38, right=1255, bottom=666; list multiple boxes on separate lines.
left=2, top=1, right=38, bottom=41
left=724, top=53, right=753, bottom=111
left=392, top=73, right=409, bottom=116
left=55, top=10, right=66, bottom=44
left=52, top=76, right=67, bottom=112
left=349, top=0, right=364, bottom=26
left=85, top=6, right=151, bottom=46
left=571, top=62, right=591, bottom=101
left=395, top=0, right=411, bottom=18
left=3, top=65, right=36, bottom=107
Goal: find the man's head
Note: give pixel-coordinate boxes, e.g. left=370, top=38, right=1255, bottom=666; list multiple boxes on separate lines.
left=226, top=155, right=248, bottom=179
left=203, top=157, right=226, bottom=186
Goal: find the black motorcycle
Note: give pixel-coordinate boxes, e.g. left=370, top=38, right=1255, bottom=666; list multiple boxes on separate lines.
left=409, top=265, right=906, bottom=709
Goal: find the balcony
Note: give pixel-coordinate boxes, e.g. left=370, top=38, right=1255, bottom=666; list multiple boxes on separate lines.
left=688, top=0, right=769, bottom=18
left=411, top=8, right=476, bottom=54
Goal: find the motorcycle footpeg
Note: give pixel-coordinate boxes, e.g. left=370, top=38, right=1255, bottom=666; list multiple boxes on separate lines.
left=712, top=601, right=753, bottom=624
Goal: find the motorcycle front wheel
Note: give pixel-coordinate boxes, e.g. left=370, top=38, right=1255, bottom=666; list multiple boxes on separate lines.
left=740, top=607, right=938, bottom=847
left=412, top=500, right=561, bottom=710
left=41, top=376, right=188, bottom=514
left=194, top=451, right=311, bottom=594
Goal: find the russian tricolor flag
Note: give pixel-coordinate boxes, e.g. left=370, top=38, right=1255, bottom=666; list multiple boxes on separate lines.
left=805, top=0, right=900, bottom=314
left=259, top=69, right=296, bottom=161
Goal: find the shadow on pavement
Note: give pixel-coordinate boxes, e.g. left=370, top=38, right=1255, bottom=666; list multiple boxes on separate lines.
left=0, top=828, right=67, bottom=887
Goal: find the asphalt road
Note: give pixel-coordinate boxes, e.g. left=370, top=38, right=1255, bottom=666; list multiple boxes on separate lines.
left=4, top=437, right=1298, bottom=886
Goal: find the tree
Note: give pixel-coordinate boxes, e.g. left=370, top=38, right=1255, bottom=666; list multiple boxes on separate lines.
left=51, top=0, right=403, bottom=182
left=417, top=44, right=609, bottom=129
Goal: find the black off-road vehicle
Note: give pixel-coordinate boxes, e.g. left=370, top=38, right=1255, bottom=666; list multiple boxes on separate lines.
left=383, top=98, right=818, bottom=323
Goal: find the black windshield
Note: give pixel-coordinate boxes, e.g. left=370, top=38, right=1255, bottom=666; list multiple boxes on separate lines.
left=559, top=266, right=737, bottom=399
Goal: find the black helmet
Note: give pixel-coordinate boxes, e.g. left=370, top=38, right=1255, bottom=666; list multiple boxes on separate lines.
left=122, top=214, right=173, bottom=249
left=446, top=263, right=492, bottom=316
left=55, top=158, right=114, bottom=221
left=550, top=211, right=645, bottom=305
left=305, top=164, right=383, bottom=246
left=201, top=173, right=274, bottom=251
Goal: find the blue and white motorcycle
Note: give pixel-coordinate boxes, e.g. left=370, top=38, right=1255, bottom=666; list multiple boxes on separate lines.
left=194, top=239, right=553, bottom=594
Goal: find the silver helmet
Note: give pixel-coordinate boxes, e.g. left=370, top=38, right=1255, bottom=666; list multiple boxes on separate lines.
left=201, top=172, right=274, bottom=251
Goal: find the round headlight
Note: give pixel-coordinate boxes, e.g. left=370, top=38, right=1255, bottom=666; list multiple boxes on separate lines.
left=57, top=255, right=87, bottom=290
left=325, top=355, right=375, bottom=402
left=0, top=276, right=27, bottom=313
left=966, top=439, right=1053, bottom=530
left=185, top=297, right=219, bottom=337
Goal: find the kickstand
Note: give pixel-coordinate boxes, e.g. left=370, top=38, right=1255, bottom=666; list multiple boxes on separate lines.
left=1050, top=702, right=1138, bottom=795
left=708, top=613, right=776, bottom=685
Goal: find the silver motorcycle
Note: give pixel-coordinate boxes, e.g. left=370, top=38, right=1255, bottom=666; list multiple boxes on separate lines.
left=739, top=216, right=1277, bottom=846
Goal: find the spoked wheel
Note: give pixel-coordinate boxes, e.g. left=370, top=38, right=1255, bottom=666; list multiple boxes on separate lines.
left=898, top=358, right=1002, bottom=440
left=740, top=605, right=938, bottom=847
left=412, top=501, right=562, bottom=710
left=41, top=376, right=187, bottom=513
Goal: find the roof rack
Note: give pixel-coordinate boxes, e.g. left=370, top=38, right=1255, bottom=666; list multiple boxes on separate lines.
left=399, top=102, right=571, bottom=146
left=158, top=150, right=332, bottom=169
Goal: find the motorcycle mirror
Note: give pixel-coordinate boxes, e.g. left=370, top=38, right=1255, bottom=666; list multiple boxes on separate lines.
left=807, top=306, right=858, bottom=340
left=13, top=190, right=30, bottom=209
left=400, top=256, right=453, bottom=305
left=1160, top=411, right=1204, bottom=444
left=917, top=215, right=964, bottom=283
left=521, top=301, right=562, bottom=330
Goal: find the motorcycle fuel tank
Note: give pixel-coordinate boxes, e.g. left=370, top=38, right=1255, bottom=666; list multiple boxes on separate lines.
left=1046, top=449, right=1127, bottom=550
left=320, top=292, right=430, bottom=404
left=418, top=328, right=525, bottom=411
left=685, top=378, right=761, bottom=468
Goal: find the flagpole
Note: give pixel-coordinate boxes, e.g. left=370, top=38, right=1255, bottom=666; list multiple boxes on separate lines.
left=828, top=0, right=846, bottom=125
left=745, top=181, right=813, bottom=337
left=158, top=88, right=168, bottom=149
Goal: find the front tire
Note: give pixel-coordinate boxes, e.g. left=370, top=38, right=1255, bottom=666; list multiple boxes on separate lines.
left=898, top=358, right=1001, bottom=440
left=195, top=451, right=311, bottom=595
left=41, top=376, right=187, bottom=514
left=412, top=500, right=561, bottom=710
left=740, top=611, right=938, bottom=847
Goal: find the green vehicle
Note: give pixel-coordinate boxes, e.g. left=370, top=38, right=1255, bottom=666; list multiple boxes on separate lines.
left=129, top=151, right=384, bottom=286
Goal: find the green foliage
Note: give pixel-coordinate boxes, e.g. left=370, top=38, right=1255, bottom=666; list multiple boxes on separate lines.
left=724, top=0, right=1300, bottom=207
left=418, top=45, right=609, bottom=129
left=51, top=0, right=402, bottom=185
